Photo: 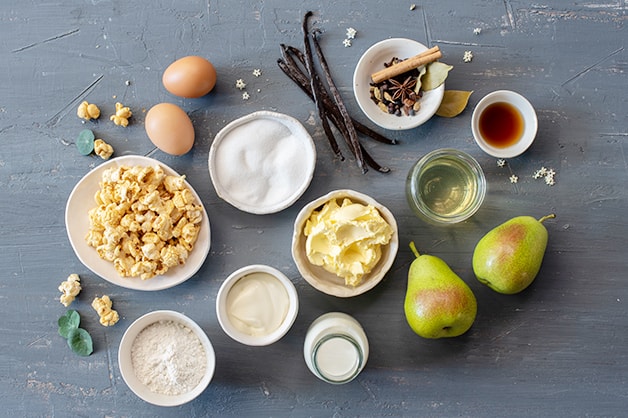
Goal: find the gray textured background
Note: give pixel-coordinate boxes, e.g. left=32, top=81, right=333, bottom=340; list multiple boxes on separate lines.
left=1, top=1, right=627, bottom=416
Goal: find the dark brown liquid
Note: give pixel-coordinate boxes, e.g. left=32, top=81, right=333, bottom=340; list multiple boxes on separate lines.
left=478, top=102, right=524, bottom=148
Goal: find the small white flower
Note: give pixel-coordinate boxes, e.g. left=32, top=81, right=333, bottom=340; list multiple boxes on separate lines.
left=545, top=176, right=555, bottom=186
left=533, top=169, right=544, bottom=179
left=509, top=174, right=519, bottom=184
left=235, top=79, right=246, bottom=90
left=538, top=167, right=548, bottom=176
left=546, top=168, right=556, bottom=178
left=497, top=159, right=506, bottom=168
left=343, top=38, right=352, bottom=48
left=242, top=91, right=250, bottom=100
left=473, top=27, right=482, bottom=35
left=346, top=27, right=357, bottom=39
left=463, top=50, right=473, bottom=63
left=252, top=69, right=262, bottom=77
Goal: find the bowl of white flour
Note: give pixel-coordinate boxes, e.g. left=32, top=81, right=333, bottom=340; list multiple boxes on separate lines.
left=118, top=310, right=216, bottom=406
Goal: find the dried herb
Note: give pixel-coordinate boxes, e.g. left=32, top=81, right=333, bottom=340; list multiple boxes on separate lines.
left=436, top=90, right=474, bottom=118
left=421, top=62, right=453, bottom=91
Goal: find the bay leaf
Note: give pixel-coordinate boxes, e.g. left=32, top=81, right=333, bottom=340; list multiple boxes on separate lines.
left=436, top=90, right=474, bottom=118
left=421, top=62, right=453, bottom=91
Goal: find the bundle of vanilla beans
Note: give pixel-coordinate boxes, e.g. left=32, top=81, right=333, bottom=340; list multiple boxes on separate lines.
left=277, top=11, right=395, bottom=174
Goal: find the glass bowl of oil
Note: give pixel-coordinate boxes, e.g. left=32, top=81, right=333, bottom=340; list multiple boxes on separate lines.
left=406, top=148, right=486, bottom=224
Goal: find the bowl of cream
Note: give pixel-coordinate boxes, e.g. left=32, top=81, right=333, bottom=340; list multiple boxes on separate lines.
left=208, top=111, right=316, bottom=214
left=216, top=264, right=299, bottom=346
left=291, top=189, right=399, bottom=298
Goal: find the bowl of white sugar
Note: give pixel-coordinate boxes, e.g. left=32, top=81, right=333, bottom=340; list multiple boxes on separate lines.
left=208, top=111, right=316, bottom=214
left=118, top=310, right=216, bottom=406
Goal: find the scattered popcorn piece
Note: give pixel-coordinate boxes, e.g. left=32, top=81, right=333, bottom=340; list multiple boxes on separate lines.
left=343, top=38, right=352, bottom=48
left=235, top=79, right=246, bottom=90
left=92, top=295, right=119, bottom=327
left=242, top=91, right=250, bottom=100
left=94, top=139, right=114, bottom=160
left=77, top=101, right=101, bottom=120
left=58, top=274, right=82, bottom=307
left=497, top=159, right=506, bottom=168
left=410, top=4, right=417, bottom=10
left=252, top=68, right=262, bottom=77
left=463, top=50, right=474, bottom=63
left=346, top=27, right=357, bottom=39
left=509, top=174, right=519, bottom=184
left=110, top=102, right=132, bottom=127
left=473, top=27, right=482, bottom=35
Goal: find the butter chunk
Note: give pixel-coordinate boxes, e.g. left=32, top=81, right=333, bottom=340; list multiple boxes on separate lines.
left=304, top=198, right=393, bottom=287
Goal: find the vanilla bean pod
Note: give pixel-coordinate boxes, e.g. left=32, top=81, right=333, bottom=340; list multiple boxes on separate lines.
left=279, top=57, right=389, bottom=172
left=299, top=12, right=345, bottom=162
left=281, top=44, right=396, bottom=145
left=309, top=26, right=366, bottom=172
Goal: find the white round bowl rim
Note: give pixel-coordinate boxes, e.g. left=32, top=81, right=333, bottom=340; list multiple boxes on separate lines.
left=353, top=38, right=445, bottom=130
left=291, top=189, right=399, bottom=298
left=471, top=90, right=538, bottom=158
left=216, top=264, right=299, bottom=346
left=118, top=310, right=216, bottom=407
left=208, top=110, right=316, bottom=214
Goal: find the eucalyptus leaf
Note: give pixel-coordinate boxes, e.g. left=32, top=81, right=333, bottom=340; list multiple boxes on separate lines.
left=67, top=328, right=93, bottom=357
left=58, top=310, right=81, bottom=339
left=421, top=62, right=453, bottom=91
left=436, top=90, right=474, bottom=118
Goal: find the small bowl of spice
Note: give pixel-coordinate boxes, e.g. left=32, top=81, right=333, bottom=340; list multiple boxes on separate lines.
left=471, top=90, right=538, bottom=158
left=291, top=189, right=399, bottom=298
left=118, top=310, right=216, bottom=406
left=216, top=264, right=299, bottom=346
left=353, top=38, right=446, bottom=130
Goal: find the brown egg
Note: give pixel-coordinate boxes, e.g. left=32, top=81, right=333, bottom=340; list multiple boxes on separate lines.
left=145, top=103, right=195, bottom=155
left=162, top=56, right=217, bottom=98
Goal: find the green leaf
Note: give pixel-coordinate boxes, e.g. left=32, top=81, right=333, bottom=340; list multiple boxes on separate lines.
left=436, top=90, right=474, bottom=118
left=76, top=129, right=95, bottom=156
left=67, top=328, right=93, bottom=356
left=58, top=310, right=81, bottom=339
left=421, top=62, right=453, bottom=91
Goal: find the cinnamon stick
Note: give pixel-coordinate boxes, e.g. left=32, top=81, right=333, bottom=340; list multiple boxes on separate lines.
left=370, top=45, right=442, bottom=84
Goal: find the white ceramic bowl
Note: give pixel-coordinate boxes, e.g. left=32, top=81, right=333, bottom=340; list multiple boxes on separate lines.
left=216, top=264, right=299, bottom=346
left=471, top=90, right=538, bottom=158
left=65, top=155, right=211, bottom=291
left=353, top=38, right=445, bottom=130
left=291, top=190, right=399, bottom=298
left=118, top=310, right=216, bottom=407
left=208, top=111, right=316, bottom=214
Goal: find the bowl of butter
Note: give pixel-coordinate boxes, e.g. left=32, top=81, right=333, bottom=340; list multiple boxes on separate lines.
left=291, top=190, right=399, bottom=298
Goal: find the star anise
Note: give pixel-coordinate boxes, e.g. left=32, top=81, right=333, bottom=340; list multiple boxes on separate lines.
left=389, top=75, right=418, bottom=103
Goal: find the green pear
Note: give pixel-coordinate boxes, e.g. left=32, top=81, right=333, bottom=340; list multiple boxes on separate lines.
left=404, top=242, right=477, bottom=339
left=473, top=214, right=555, bottom=294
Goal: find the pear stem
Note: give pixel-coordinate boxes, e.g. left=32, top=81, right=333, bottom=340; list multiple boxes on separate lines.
left=538, top=213, right=556, bottom=223
left=409, top=241, right=420, bottom=258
